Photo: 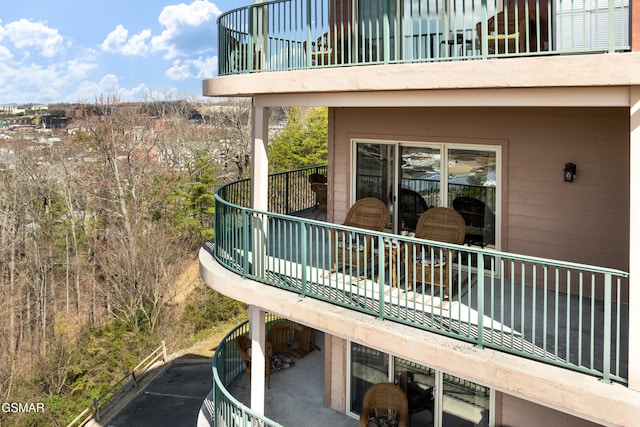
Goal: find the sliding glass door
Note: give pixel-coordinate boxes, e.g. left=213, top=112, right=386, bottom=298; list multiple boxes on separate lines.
left=348, top=342, right=492, bottom=426
left=353, top=140, right=499, bottom=248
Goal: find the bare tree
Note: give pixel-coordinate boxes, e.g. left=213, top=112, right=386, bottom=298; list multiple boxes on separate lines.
left=199, top=98, right=252, bottom=181
left=73, top=95, right=187, bottom=332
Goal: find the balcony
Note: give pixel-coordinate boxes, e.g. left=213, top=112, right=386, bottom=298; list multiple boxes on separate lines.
left=204, top=166, right=629, bottom=386
left=217, top=0, right=631, bottom=75
left=200, top=318, right=357, bottom=426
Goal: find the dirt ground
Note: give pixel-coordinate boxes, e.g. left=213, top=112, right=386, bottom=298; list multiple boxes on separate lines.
left=168, top=258, right=243, bottom=359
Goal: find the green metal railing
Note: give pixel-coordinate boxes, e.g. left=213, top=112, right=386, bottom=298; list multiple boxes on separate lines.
left=209, top=320, right=283, bottom=427
left=217, top=165, right=327, bottom=213
left=206, top=167, right=629, bottom=384
left=217, top=0, right=631, bottom=75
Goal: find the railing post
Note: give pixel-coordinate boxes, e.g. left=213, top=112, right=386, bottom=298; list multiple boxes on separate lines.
left=131, top=368, right=138, bottom=388
left=601, top=274, right=612, bottom=383
left=248, top=7, right=255, bottom=72
left=383, top=0, right=390, bottom=63
left=162, top=339, right=167, bottom=362
left=306, top=0, right=312, bottom=68
left=301, top=219, right=308, bottom=296
left=607, top=0, right=615, bottom=53
left=285, top=172, right=290, bottom=214
left=378, top=234, right=386, bottom=319
left=480, top=0, right=488, bottom=59
left=93, top=399, right=100, bottom=422
left=242, top=210, right=250, bottom=277
left=476, top=252, right=485, bottom=348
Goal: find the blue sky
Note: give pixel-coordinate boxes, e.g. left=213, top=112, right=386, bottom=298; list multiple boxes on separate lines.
left=0, top=0, right=238, bottom=105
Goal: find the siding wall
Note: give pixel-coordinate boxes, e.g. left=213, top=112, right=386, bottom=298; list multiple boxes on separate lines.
left=330, top=106, right=629, bottom=271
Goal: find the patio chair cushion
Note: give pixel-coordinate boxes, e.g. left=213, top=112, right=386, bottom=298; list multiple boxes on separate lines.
left=359, top=383, right=408, bottom=427
left=366, top=408, right=400, bottom=427
left=271, top=354, right=295, bottom=371
left=336, top=236, right=366, bottom=251
left=417, top=250, right=447, bottom=267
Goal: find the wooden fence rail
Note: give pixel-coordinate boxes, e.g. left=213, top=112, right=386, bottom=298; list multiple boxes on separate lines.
left=66, top=340, right=168, bottom=427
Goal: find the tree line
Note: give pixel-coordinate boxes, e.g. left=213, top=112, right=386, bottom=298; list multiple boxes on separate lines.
left=0, top=96, right=256, bottom=426
left=0, top=97, right=327, bottom=426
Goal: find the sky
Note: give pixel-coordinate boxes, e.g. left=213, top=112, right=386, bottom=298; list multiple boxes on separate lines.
left=0, top=0, right=239, bottom=105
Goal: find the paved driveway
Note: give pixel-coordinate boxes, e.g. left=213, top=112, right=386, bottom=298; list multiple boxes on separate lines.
left=107, top=356, right=212, bottom=427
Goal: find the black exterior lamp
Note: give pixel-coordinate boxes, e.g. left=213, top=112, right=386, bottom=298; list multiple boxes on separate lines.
left=564, top=163, right=577, bottom=182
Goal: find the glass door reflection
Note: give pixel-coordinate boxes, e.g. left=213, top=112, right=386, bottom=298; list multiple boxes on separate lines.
left=398, top=146, right=440, bottom=233
left=355, top=142, right=394, bottom=230
left=447, top=149, right=496, bottom=248
left=441, top=373, right=490, bottom=426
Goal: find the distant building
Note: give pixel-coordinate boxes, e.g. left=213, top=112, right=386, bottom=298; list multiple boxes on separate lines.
left=0, top=105, right=25, bottom=115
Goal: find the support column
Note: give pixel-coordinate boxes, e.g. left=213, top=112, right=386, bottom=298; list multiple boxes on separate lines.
left=251, top=102, right=269, bottom=211
left=248, top=101, right=270, bottom=413
left=251, top=102, right=269, bottom=276
left=629, top=86, right=640, bottom=391
left=249, top=306, right=267, bottom=415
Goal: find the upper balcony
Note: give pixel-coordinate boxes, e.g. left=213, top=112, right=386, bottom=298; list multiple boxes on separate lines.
left=216, top=0, right=631, bottom=76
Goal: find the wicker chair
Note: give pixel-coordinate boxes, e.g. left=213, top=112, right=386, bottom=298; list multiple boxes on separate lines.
left=359, top=383, right=409, bottom=427
left=332, top=197, right=389, bottom=274
left=398, top=188, right=428, bottom=232
left=234, top=335, right=272, bottom=389
left=303, top=33, right=344, bottom=66
left=405, top=207, right=466, bottom=294
left=268, top=321, right=318, bottom=359
left=476, top=10, right=528, bottom=54
left=452, top=196, right=495, bottom=247
left=308, top=173, right=327, bottom=184
left=311, top=183, right=328, bottom=219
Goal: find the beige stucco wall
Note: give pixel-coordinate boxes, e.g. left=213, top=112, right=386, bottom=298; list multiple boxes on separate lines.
left=325, top=334, right=348, bottom=413
left=500, top=393, right=602, bottom=427
left=330, top=106, right=630, bottom=271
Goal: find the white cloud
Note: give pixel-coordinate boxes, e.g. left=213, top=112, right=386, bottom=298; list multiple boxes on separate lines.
left=0, top=45, right=13, bottom=61
left=151, top=0, right=221, bottom=59
left=166, top=60, right=192, bottom=80
left=102, top=25, right=152, bottom=56
left=0, top=62, right=64, bottom=103
left=191, top=55, right=217, bottom=79
left=0, top=51, right=100, bottom=104
left=69, top=75, right=153, bottom=103
left=121, top=29, right=152, bottom=56
left=4, top=19, right=64, bottom=58
left=66, top=57, right=98, bottom=80
left=102, top=25, right=128, bottom=52
left=166, top=55, right=217, bottom=81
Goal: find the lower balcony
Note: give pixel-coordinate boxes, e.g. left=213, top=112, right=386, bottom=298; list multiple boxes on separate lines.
left=207, top=166, right=629, bottom=385
left=199, top=319, right=357, bottom=427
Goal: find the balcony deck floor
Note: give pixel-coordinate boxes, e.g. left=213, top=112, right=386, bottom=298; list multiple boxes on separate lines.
left=204, top=331, right=359, bottom=427
left=267, top=208, right=629, bottom=380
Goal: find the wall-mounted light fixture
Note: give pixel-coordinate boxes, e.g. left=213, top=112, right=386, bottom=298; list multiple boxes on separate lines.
left=564, top=163, right=577, bottom=182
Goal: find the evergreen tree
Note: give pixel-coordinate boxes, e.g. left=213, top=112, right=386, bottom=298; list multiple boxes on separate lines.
left=269, top=107, right=328, bottom=172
